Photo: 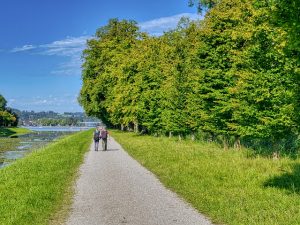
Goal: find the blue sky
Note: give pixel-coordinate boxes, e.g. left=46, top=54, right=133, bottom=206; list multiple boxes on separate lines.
left=0, top=0, right=200, bottom=113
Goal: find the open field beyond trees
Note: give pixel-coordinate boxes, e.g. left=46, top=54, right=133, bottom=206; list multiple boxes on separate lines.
left=112, top=130, right=300, bottom=225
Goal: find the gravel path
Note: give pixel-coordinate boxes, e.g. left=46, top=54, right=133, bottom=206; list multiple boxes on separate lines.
left=66, top=137, right=213, bottom=225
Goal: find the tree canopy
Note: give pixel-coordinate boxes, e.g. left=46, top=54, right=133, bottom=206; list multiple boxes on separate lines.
left=0, top=94, right=18, bottom=127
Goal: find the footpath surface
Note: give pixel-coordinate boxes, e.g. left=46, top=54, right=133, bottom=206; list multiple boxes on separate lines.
left=66, top=137, right=213, bottom=225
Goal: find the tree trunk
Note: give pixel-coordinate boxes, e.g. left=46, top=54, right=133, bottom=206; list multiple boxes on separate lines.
left=178, top=134, right=182, bottom=141
left=128, top=123, right=134, bottom=132
left=208, top=132, right=215, bottom=142
left=134, top=121, right=139, bottom=133
left=272, top=141, right=280, bottom=160
left=234, top=136, right=241, bottom=150
left=272, top=151, right=280, bottom=160
left=121, top=124, right=125, bottom=131
left=169, top=131, right=172, bottom=138
left=191, top=132, right=195, bottom=141
left=223, top=136, right=229, bottom=150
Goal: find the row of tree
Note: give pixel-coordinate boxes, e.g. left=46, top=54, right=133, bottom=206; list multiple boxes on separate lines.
left=79, top=0, right=300, bottom=153
left=0, top=95, right=18, bottom=127
left=14, top=110, right=98, bottom=126
left=35, top=118, right=79, bottom=126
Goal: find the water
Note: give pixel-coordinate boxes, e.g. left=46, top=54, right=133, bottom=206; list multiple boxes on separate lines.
left=24, top=126, right=90, bottom=132
left=0, top=126, right=91, bottom=169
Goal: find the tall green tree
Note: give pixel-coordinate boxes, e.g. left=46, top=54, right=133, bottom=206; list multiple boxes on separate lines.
left=188, top=0, right=251, bottom=147
left=159, top=28, right=189, bottom=137
left=188, top=0, right=298, bottom=150
left=79, top=19, right=141, bottom=126
left=231, top=0, right=299, bottom=150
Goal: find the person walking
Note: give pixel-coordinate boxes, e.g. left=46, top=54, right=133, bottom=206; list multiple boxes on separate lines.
left=100, top=127, right=109, bottom=151
left=93, top=127, right=100, bottom=151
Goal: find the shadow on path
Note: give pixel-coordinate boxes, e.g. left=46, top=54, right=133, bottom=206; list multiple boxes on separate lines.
left=264, top=164, right=300, bottom=194
left=101, top=149, right=119, bottom=152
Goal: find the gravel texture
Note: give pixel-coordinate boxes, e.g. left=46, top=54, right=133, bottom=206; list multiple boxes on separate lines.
left=66, top=137, right=213, bottom=225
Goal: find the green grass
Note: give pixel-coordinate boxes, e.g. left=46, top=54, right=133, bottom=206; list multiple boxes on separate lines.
left=0, top=127, right=32, bottom=137
left=111, top=130, right=300, bottom=225
left=0, top=129, right=93, bottom=225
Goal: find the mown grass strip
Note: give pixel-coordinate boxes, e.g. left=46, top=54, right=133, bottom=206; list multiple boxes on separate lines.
left=0, top=127, right=32, bottom=137
left=0, top=129, right=93, bottom=225
left=111, top=130, right=300, bottom=225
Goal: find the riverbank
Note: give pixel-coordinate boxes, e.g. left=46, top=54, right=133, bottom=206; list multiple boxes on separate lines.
left=0, top=127, right=32, bottom=137
left=0, top=129, right=93, bottom=225
left=111, top=130, right=300, bottom=225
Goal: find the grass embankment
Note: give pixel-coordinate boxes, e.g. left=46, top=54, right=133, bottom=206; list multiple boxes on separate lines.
left=0, top=127, right=32, bottom=137
left=111, top=130, right=300, bottom=225
left=0, top=129, right=93, bottom=225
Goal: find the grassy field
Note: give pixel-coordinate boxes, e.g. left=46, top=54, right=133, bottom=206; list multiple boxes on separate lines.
left=111, top=130, right=300, bottom=225
left=0, top=129, right=93, bottom=225
left=0, top=127, right=32, bottom=137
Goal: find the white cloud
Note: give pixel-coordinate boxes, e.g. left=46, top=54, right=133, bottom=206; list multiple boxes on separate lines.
left=40, top=36, right=90, bottom=57
left=139, top=13, right=202, bottom=36
left=10, top=36, right=91, bottom=76
left=11, top=36, right=90, bottom=56
left=50, top=54, right=83, bottom=76
left=11, top=44, right=36, bottom=53
left=48, top=36, right=90, bottom=75
left=42, top=36, right=90, bottom=76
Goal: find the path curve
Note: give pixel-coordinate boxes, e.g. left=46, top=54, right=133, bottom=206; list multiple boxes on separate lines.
left=66, top=137, right=213, bottom=225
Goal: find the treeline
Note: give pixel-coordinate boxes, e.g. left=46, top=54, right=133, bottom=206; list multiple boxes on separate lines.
left=13, top=110, right=99, bottom=126
left=14, top=110, right=82, bottom=121
left=35, top=118, right=79, bottom=126
left=0, top=95, right=18, bottom=127
left=79, top=0, right=300, bottom=154
left=15, top=110, right=59, bottom=121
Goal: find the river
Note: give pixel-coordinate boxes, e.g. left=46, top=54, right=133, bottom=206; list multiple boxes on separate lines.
left=0, top=126, right=91, bottom=169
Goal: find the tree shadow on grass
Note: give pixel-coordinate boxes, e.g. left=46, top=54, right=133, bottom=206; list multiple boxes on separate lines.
left=0, top=128, right=16, bottom=137
left=264, top=164, right=300, bottom=194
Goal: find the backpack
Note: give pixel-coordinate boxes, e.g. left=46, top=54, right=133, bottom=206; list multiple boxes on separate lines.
left=93, top=130, right=100, bottom=141
left=101, top=130, right=108, bottom=139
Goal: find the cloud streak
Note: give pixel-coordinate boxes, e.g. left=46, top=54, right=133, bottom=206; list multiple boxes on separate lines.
left=11, top=36, right=90, bottom=56
left=41, top=36, right=91, bottom=75
left=40, top=36, right=90, bottom=57
left=11, top=36, right=91, bottom=76
left=140, top=13, right=202, bottom=35
left=11, top=44, right=36, bottom=53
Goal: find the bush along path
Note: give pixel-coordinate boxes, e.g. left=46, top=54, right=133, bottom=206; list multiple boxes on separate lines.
left=0, top=129, right=93, bottom=225
left=66, top=135, right=212, bottom=225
